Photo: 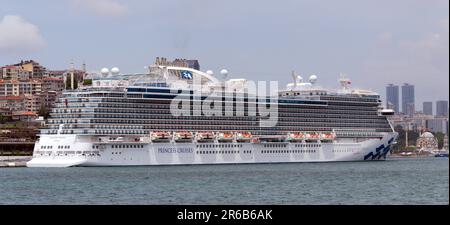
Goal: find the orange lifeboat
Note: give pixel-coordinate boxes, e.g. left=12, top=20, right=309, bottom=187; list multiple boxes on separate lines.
left=196, top=132, right=215, bottom=141
left=150, top=131, right=172, bottom=142
left=174, top=132, right=193, bottom=142
left=287, top=132, right=305, bottom=142
left=306, top=132, right=320, bottom=140
left=236, top=132, right=253, bottom=142
left=218, top=132, right=235, bottom=142
left=321, top=132, right=335, bottom=140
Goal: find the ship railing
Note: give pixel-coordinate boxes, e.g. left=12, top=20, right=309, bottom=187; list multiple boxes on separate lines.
left=332, top=128, right=383, bottom=138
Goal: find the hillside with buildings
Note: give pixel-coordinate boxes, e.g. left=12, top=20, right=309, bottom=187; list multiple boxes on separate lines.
left=0, top=60, right=87, bottom=155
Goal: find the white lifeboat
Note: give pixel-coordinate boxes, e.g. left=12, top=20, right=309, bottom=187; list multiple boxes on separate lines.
left=196, top=132, right=215, bottom=142
left=174, top=131, right=193, bottom=142
left=150, top=131, right=172, bottom=142
left=236, top=132, right=252, bottom=142
left=286, top=132, right=305, bottom=142
left=218, top=132, right=235, bottom=142
left=305, top=132, right=320, bottom=141
left=321, top=132, right=335, bottom=140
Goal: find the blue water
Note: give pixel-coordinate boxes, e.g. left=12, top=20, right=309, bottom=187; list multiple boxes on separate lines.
left=0, top=157, right=448, bottom=204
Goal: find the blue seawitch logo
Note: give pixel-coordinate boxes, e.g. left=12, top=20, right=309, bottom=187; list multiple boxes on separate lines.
left=364, top=138, right=395, bottom=160
left=181, top=71, right=193, bottom=79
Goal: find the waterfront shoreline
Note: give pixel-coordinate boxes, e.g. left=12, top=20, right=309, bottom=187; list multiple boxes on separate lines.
left=0, top=156, right=31, bottom=167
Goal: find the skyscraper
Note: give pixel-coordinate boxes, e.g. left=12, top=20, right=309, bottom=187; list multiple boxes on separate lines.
left=386, top=84, right=399, bottom=113
left=426, top=118, right=449, bottom=134
left=402, top=83, right=415, bottom=115
left=436, top=100, right=449, bottom=117
left=423, top=102, right=433, bottom=115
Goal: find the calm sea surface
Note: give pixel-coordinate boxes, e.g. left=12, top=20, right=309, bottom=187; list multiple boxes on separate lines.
left=0, top=157, right=448, bottom=205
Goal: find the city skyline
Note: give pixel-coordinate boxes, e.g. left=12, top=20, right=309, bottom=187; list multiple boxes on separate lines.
left=423, top=101, right=433, bottom=115
left=385, top=81, right=448, bottom=115
left=402, top=83, right=415, bottom=116
left=386, top=84, right=400, bottom=113
left=437, top=100, right=449, bottom=117
left=0, top=0, right=448, bottom=106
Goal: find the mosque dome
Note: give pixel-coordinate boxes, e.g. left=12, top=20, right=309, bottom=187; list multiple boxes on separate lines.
left=417, top=132, right=438, bottom=150
left=420, top=132, right=434, bottom=138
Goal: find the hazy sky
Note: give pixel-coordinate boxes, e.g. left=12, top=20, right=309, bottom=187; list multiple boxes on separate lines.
left=0, top=0, right=448, bottom=108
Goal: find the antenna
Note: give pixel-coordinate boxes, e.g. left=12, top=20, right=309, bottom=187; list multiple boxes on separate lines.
left=339, top=73, right=351, bottom=89
left=291, top=71, right=298, bottom=87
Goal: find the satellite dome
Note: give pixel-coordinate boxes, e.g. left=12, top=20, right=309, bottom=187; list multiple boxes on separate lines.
left=101, top=68, right=109, bottom=76
left=297, top=75, right=303, bottom=83
left=111, top=67, right=120, bottom=75
left=309, top=75, right=318, bottom=84
left=220, top=69, right=229, bottom=76
left=206, top=70, right=214, bottom=75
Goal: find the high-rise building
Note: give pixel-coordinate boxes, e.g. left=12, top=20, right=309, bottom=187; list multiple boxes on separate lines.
left=436, top=100, right=448, bottom=117
left=386, top=84, right=399, bottom=113
left=155, top=57, right=200, bottom=70
left=426, top=118, right=449, bottom=134
left=401, top=83, right=415, bottom=115
left=0, top=65, right=32, bottom=80
left=406, top=103, right=415, bottom=117
left=423, top=101, right=433, bottom=115
left=186, top=60, right=200, bottom=71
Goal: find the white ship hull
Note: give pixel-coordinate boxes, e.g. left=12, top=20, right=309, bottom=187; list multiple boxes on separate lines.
left=27, top=133, right=397, bottom=167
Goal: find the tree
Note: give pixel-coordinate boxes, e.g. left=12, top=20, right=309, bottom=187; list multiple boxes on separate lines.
left=0, top=113, right=5, bottom=124
left=38, top=105, right=50, bottom=119
left=392, top=125, right=420, bottom=152
left=83, top=79, right=92, bottom=86
left=434, top=132, right=446, bottom=149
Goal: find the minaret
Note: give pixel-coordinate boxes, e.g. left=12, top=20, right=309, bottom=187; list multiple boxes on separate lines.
left=70, top=60, right=75, bottom=90
left=405, top=122, right=409, bottom=148
left=82, top=61, right=87, bottom=80
left=82, top=61, right=86, bottom=72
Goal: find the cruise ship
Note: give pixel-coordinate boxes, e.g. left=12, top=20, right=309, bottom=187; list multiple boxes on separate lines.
left=27, top=58, right=398, bottom=167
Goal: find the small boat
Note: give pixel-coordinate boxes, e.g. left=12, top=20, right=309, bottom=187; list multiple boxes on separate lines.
left=236, top=132, right=252, bottom=142
left=150, top=131, right=172, bottom=142
left=286, top=132, right=305, bottom=142
left=174, top=132, right=193, bottom=142
left=321, top=132, right=335, bottom=139
left=434, top=153, right=449, bottom=157
left=196, top=132, right=215, bottom=142
left=306, top=132, right=320, bottom=141
left=218, top=132, right=235, bottom=142
left=321, top=132, right=335, bottom=141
